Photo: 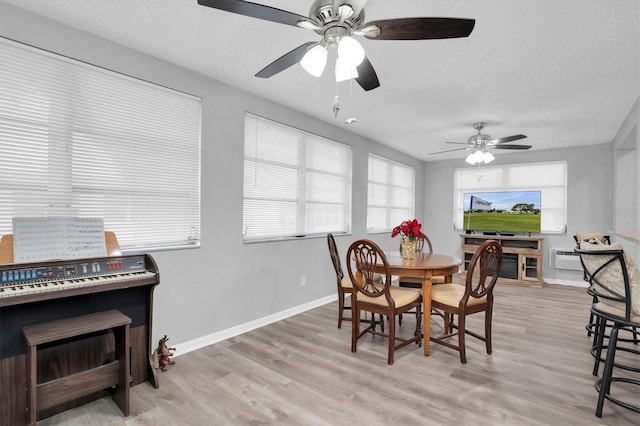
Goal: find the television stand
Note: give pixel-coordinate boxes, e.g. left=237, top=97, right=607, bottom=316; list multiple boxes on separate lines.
left=460, top=234, right=544, bottom=287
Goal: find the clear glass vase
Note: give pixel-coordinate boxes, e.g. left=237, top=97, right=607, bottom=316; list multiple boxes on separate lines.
left=401, top=236, right=417, bottom=260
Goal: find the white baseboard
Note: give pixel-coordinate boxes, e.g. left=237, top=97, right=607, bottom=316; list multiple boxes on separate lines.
left=173, top=294, right=337, bottom=357
left=544, top=277, right=588, bottom=288
left=172, top=278, right=587, bottom=357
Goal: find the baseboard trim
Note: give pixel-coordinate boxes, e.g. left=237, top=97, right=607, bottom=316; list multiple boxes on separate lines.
left=544, top=277, right=588, bottom=288
left=173, top=294, right=337, bottom=357
left=170, top=277, right=587, bottom=356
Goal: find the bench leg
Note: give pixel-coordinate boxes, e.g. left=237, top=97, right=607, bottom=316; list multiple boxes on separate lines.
left=112, top=324, right=130, bottom=416
left=26, top=345, right=37, bottom=425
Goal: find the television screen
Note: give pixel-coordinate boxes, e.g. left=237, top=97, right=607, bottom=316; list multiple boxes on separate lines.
left=463, top=191, right=541, bottom=234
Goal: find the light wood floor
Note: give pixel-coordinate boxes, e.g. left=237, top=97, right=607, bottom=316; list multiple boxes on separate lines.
left=40, top=282, right=639, bottom=425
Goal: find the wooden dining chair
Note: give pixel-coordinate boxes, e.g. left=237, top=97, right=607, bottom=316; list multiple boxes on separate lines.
left=326, top=233, right=383, bottom=331
left=429, top=240, right=502, bottom=363
left=398, top=235, right=446, bottom=287
left=346, top=239, right=422, bottom=364
left=398, top=235, right=445, bottom=326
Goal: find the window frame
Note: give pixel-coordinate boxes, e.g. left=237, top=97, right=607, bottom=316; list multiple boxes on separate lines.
left=0, top=37, right=202, bottom=253
left=452, top=160, right=568, bottom=234
left=242, top=113, right=352, bottom=243
left=366, top=153, right=416, bottom=234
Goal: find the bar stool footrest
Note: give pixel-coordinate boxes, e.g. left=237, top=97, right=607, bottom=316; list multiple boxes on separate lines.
left=595, top=377, right=640, bottom=414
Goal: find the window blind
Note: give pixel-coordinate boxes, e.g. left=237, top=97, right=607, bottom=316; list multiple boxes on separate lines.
left=453, top=161, right=567, bottom=233
left=367, top=154, right=415, bottom=232
left=243, top=113, right=352, bottom=241
left=0, top=38, right=201, bottom=251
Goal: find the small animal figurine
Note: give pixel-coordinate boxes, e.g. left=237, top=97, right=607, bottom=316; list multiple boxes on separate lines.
left=153, top=335, right=176, bottom=371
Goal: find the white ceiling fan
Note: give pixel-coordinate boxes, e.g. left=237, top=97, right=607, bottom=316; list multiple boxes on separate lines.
left=197, top=0, right=476, bottom=91
left=430, top=122, right=531, bottom=164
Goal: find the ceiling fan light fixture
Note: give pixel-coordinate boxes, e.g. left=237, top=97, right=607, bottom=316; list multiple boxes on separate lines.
left=337, top=36, right=365, bottom=67
left=466, top=149, right=494, bottom=165
left=466, top=150, right=482, bottom=165
left=482, top=150, right=495, bottom=163
left=198, top=1, right=476, bottom=91
left=465, top=152, right=476, bottom=165
left=335, top=56, right=359, bottom=82
left=300, top=44, right=328, bottom=77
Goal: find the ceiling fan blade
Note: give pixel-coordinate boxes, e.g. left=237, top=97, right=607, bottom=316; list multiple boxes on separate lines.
left=445, top=141, right=468, bottom=145
left=197, top=0, right=313, bottom=27
left=429, top=146, right=470, bottom=155
left=255, top=42, right=316, bottom=78
left=487, top=144, right=532, bottom=150
left=489, top=134, right=528, bottom=144
left=355, top=57, right=380, bottom=91
left=364, top=17, right=475, bottom=40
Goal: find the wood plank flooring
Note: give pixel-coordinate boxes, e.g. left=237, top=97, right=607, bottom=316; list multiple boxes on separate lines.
left=39, top=282, right=639, bottom=425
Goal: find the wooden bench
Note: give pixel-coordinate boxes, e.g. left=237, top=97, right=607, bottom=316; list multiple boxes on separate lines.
left=22, top=310, right=131, bottom=425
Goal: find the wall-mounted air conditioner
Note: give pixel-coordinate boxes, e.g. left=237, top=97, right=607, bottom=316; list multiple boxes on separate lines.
left=550, top=248, right=583, bottom=270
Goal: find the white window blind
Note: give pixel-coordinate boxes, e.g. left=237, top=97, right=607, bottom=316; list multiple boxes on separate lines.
left=453, top=161, right=567, bottom=233
left=0, top=38, right=201, bottom=251
left=243, top=113, right=352, bottom=241
left=367, top=154, right=415, bottom=232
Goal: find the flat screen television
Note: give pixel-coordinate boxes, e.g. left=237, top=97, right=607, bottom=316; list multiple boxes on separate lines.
left=463, top=191, right=541, bottom=234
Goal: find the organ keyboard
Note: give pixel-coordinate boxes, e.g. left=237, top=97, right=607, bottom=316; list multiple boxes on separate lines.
left=0, top=255, right=158, bottom=307
left=0, top=252, right=160, bottom=424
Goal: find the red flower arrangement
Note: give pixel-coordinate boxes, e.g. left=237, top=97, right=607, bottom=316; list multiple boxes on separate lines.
left=391, top=219, right=425, bottom=240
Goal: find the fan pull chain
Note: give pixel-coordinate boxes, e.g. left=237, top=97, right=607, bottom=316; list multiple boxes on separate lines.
left=345, top=78, right=357, bottom=124
left=332, top=78, right=341, bottom=118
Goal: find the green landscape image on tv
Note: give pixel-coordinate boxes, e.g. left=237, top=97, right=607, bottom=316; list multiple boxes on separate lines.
left=463, top=191, right=541, bottom=234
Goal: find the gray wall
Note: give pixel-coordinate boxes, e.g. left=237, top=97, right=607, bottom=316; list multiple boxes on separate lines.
left=611, top=97, right=639, bottom=264
left=0, top=3, right=424, bottom=349
left=2, top=2, right=637, bottom=351
left=424, top=143, right=614, bottom=285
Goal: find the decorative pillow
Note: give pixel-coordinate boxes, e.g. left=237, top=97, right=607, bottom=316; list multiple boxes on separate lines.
left=576, top=232, right=606, bottom=244
left=579, top=241, right=640, bottom=315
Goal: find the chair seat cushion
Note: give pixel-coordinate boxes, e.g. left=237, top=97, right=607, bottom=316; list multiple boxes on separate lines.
left=355, top=286, right=421, bottom=308
left=341, top=274, right=384, bottom=289
left=593, top=301, right=640, bottom=323
left=431, top=283, right=486, bottom=307
left=341, top=276, right=353, bottom=289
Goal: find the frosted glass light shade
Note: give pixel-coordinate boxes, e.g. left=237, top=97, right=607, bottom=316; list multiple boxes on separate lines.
left=465, top=151, right=478, bottom=164
left=337, top=36, right=365, bottom=67
left=335, top=57, right=359, bottom=82
left=482, top=150, right=495, bottom=163
left=300, top=44, right=328, bottom=77
left=466, top=150, right=482, bottom=164
left=466, top=150, right=495, bottom=164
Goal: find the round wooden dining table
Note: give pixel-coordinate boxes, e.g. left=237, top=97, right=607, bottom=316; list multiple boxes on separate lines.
left=373, top=251, right=462, bottom=356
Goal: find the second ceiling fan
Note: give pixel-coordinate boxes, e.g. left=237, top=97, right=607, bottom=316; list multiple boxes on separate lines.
left=430, top=122, right=532, bottom=164
left=197, top=0, right=475, bottom=91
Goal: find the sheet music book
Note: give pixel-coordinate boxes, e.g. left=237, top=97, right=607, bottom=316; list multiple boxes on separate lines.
left=12, top=217, right=107, bottom=263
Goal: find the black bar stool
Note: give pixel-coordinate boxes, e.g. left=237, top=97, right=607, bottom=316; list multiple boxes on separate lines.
left=575, top=244, right=640, bottom=417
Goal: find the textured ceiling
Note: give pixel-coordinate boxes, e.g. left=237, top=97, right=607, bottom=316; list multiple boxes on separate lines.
left=2, top=0, right=638, bottom=161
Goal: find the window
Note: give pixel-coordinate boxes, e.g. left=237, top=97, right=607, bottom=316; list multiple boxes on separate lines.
left=367, top=154, right=415, bottom=232
left=0, top=38, right=202, bottom=251
left=453, top=161, right=567, bottom=233
left=243, top=113, right=352, bottom=241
